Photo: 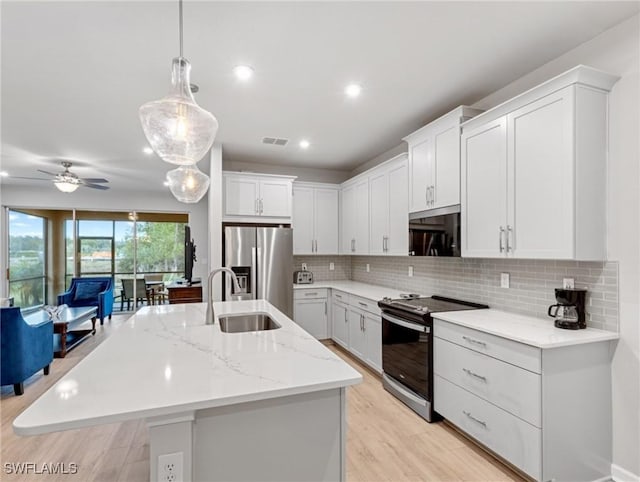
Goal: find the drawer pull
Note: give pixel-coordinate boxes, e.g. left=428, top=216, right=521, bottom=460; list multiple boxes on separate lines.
left=304, top=292, right=318, bottom=296
left=462, top=335, right=487, bottom=347
left=462, top=368, right=487, bottom=382
left=463, top=410, right=487, bottom=428
left=335, top=294, right=342, bottom=299
left=358, top=302, right=368, bottom=307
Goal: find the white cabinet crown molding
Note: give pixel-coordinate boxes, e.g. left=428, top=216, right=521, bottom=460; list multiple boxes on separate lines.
left=222, top=170, right=297, bottom=181
left=462, top=65, right=620, bottom=132
left=403, top=105, right=483, bottom=143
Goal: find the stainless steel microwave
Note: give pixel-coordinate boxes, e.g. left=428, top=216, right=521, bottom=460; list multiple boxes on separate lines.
left=408, top=205, right=460, bottom=257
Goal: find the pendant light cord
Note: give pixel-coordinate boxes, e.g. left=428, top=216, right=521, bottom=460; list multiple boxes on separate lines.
left=178, top=0, right=183, bottom=58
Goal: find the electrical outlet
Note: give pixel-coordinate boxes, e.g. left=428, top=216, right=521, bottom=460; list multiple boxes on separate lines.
left=366, top=264, right=370, bottom=272
left=158, top=452, right=183, bottom=482
left=301, top=263, right=307, bottom=271
left=563, top=278, right=575, bottom=289
left=500, top=272, right=510, bottom=289
left=408, top=266, right=414, bottom=277
left=329, top=262, right=335, bottom=271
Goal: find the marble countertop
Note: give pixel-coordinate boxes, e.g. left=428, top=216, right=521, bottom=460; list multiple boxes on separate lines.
left=294, top=280, right=423, bottom=302
left=433, top=309, right=619, bottom=349
left=14, top=300, right=362, bottom=436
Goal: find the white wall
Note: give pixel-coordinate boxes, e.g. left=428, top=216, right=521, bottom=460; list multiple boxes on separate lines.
left=471, top=15, right=640, bottom=477
left=0, top=182, right=210, bottom=299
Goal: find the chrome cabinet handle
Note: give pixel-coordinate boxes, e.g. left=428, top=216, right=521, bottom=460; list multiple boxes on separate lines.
left=358, top=302, right=368, bottom=307
left=499, top=226, right=505, bottom=252
left=425, top=186, right=429, bottom=206
left=335, top=294, right=342, bottom=299
left=352, top=239, right=356, bottom=252
left=344, top=307, right=348, bottom=322
left=431, top=185, right=436, bottom=206
left=255, top=199, right=259, bottom=214
left=260, top=198, right=264, bottom=214
left=325, top=302, right=327, bottom=315
left=463, top=368, right=487, bottom=382
left=506, top=225, right=513, bottom=252
left=462, top=335, right=487, bottom=347
left=304, top=292, right=318, bottom=296
left=463, top=410, right=487, bottom=428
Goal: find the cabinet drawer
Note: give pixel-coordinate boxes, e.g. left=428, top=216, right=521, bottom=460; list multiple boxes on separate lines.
left=433, top=319, right=541, bottom=373
left=435, top=375, right=541, bottom=480
left=331, top=290, right=349, bottom=305
left=434, top=337, right=541, bottom=427
left=350, top=295, right=381, bottom=316
left=294, top=288, right=328, bottom=300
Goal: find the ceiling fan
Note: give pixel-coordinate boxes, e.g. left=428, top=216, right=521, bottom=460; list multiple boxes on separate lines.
left=16, top=161, right=110, bottom=192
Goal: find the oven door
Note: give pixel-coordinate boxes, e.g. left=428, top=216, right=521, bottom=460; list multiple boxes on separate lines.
left=381, top=311, right=431, bottom=400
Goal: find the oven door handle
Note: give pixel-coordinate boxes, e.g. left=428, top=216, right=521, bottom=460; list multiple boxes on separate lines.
left=382, top=313, right=430, bottom=333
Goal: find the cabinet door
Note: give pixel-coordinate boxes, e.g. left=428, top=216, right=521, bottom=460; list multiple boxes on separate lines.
left=433, top=124, right=461, bottom=209
left=331, top=301, right=349, bottom=349
left=260, top=179, right=292, bottom=217
left=368, top=169, right=389, bottom=255
left=408, top=135, right=434, bottom=213
left=507, top=87, right=574, bottom=259
left=224, top=176, right=260, bottom=216
left=354, top=179, right=370, bottom=254
left=387, top=159, right=409, bottom=255
left=461, top=117, right=508, bottom=258
left=314, top=188, right=339, bottom=254
left=293, top=298, right=328, bottom=339
left=348, top=308, right=366, bottom=359
left=292, top=186, right=314, bottom=254
left=364, top=313, right=382, bottom=373
left=341, top=185, right=356, bottom=254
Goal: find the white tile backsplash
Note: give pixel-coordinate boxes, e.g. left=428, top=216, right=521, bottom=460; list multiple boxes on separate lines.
left=294, top=256, right=351, bottom=281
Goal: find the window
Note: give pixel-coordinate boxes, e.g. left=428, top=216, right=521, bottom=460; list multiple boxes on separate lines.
left=8, top=210, right=46, bottom=310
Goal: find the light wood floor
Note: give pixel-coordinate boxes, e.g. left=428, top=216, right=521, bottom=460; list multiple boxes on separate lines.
left=1, top=315, right=524, bottom=482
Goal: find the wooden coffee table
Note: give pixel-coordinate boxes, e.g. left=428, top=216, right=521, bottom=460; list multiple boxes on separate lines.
left=25, top=306, right=98, bottom=358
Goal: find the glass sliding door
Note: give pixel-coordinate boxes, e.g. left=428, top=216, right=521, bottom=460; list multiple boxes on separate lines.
left=7, top=209, right=46, bottom=310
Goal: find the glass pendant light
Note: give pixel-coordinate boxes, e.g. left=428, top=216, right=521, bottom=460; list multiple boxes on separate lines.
left=139, top=0, right=218, bottom=165
left=166, top=165, right=210, bottom=203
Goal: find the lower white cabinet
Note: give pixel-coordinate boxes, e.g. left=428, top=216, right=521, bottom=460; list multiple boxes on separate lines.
left=433, top=318, right=613, bottom=481
left=330, top=290, right=382, bottom=374
left=293, top=289, right=328, bottom=339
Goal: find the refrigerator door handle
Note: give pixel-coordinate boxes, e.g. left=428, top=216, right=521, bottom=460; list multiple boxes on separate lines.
left=251, top=247, right=257, bottom=299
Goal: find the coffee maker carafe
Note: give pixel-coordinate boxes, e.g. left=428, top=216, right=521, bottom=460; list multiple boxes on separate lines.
left=547, top=288, right=587, bottom=329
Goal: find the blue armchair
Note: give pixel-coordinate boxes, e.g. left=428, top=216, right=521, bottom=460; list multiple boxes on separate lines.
left=58, top=277, right=114, bottom=325
left=1, top=307, right=53, bottom=395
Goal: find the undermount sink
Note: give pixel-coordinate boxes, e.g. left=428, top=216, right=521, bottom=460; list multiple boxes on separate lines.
left=218, top=313, right=281, bottom=333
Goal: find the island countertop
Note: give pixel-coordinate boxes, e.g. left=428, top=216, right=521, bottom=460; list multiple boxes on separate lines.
left=14, top=300, right=362, bottom=436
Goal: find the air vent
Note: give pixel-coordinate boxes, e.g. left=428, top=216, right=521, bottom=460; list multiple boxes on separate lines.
left=262, top=137, right=289, bottom=146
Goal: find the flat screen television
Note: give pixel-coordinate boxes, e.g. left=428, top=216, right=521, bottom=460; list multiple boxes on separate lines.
left=184, top=225, right=196, bottom=284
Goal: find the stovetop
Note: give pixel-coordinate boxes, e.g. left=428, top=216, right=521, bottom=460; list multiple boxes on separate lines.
left=378, top=295, right=488, bottom=321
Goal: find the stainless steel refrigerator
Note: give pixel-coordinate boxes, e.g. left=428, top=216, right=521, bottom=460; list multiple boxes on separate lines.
left=223, top=226, right=293, bottom=317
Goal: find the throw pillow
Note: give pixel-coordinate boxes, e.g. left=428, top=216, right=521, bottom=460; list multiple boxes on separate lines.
left=73, top=282, right=105, bottom=302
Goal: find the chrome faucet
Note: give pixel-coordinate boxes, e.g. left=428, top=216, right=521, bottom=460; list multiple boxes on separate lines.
left=206, top=268, right=242, bottom=325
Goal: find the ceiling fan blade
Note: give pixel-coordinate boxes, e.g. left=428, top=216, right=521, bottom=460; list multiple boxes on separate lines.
left=83, top=183, right=110, bottom=190
left=81, top=177, right=109, bottom=183
left=10, top=176, right=52, bottom=181
left=37, top=169, right=59, bottom=177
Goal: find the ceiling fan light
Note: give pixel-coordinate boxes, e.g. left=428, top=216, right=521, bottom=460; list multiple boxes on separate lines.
left=54, top=180, right=80, bottom=193
left=139, top=58, right=218, bottom=165
left=166, top=165, right=210, bottom=203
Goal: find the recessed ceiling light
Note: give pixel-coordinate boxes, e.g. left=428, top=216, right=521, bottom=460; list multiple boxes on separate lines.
left=299, top=140, right=310, bottom=149
left=233, top=65, right=254, bottom=82
left=345, top=83, right=362, bottom=98
left=0, top=171, right=8, bottom=177
left=143, top=147, right=153, bottom=155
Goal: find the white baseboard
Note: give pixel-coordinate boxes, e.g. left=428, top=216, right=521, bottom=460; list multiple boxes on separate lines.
left=612, top=464, right=640, bottom=482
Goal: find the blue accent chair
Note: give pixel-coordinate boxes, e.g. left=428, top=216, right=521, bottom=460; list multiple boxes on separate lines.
left=1, top=307, right=53, bottom=396
left=58, top=277, right=114, bottom=325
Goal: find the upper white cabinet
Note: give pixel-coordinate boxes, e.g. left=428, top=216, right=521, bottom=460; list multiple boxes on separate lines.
left=461, top=66, right=619, bottom=260
left=341, top=177, right=369, bottom=254
left=223, top=172, right=296, bottom=222
left=292, top=183, right=339, bottom=255
left=369, top=154, right=408, bottom=255
left=404, top=106, right=483, bottom=214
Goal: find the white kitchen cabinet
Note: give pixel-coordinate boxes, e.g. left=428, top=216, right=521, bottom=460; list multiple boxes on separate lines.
left=348, top=308, right=367, bottom=360
left=433, top=316, right=614, bottom=482
left=223, top=172, right=296, bottom=221
left=461, top=66, right=619, bottom=260
left=363, top=312, right=382, bottom=372
left=340, top=177, right=369, bottom=254
left=331, top=296, right=349, bottom=349
left=404, top=106, right=482, bottom=214
left=292, top=183, right=339, bottom=255
left=369, top=154, right=408, bottom=255
left=293, top=289, right=328, bottom=339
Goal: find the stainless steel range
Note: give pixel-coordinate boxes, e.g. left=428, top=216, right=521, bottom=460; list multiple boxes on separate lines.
left=378, top=295, right=488, bottom=422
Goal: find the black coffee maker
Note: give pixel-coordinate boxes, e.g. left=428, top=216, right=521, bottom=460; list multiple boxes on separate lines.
left=547, top=288, right=587, bottom=329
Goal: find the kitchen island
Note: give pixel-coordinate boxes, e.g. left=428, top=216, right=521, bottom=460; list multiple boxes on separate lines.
left=14, top=300, right=362, bottom=481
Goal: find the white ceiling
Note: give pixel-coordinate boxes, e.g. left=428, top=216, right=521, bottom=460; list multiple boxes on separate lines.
left=1, top=1, right=638, bottom=193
